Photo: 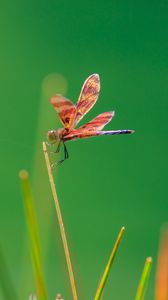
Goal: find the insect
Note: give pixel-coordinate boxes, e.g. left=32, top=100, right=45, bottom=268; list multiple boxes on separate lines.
left=47, top=74, right=134, bottom=165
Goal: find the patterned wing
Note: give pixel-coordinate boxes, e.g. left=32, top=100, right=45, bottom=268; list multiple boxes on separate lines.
left=50, top=95, right=76, bottom=128
left=80, top=111, right=115, bottom=130
left=74, top=74, right=100, bottom=126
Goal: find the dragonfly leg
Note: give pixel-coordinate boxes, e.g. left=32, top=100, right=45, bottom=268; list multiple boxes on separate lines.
left=56, top=142, right=69, bottom=166
left=64, top=142, right=69, bottom=159
left=51, top=142, right=69, bottom=168
left=44, top=141, right=56, bottom=156
left=54, top=140, right=62, bottom=153
left=46, top=141, right=55, bottom=147
left=49, top=140, right=62, bottom=154
left=46, top=141, right=58, bottom=156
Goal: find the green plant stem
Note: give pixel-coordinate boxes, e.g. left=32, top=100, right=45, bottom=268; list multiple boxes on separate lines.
left=135, top=257, right=152, bottom=300
left=0, top=247, right=18, bottom=300
left=43, top=142, right=78, bottom=300
left=94, top=226, right=125, bottom=300
left=19, top=170, right=47, bottom=300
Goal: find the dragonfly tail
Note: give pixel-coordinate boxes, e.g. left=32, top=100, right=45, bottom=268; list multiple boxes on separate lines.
left=96, top=129, right=134, bottom=136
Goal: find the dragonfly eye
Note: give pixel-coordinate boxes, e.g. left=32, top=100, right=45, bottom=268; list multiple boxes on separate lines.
left=47, top=130, right=58, bottom=141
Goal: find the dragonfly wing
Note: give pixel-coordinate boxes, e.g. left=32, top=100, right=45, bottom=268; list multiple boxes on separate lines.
left=74, top=74, right=100, bottom=126
left=79, top=111, right=115, bottom=130
left=50, top=95, right=76, bottom=128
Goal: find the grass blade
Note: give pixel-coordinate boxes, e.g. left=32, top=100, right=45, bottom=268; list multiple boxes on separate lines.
left=0, top=247, right=18, bottom=300
left=155, top=225, right=168, bottom=300
left=19, top=170, right=47, bottom=300
left=94, top=226, right=125, bottom=300
left=28, top=294, right=37, bottom=300
left=43, top=142, right=78, bottom=300
left=134, top=257, right=152, bottom=300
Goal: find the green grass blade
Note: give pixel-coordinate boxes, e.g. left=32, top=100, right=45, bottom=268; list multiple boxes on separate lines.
left=94, top=226, right=125, bottom=300
left=28, top=294, right=37, bottom=300
left=134, top=257, right=152, bottom=300
left=19, top=170, right=47, bottom=300
left=0, top=247, right=18, bottom=300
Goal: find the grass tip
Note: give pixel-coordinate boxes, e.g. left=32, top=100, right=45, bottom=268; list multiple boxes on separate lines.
left=146, top=257, right=152, bottom=263
left=42, top=141, right=47, bottom=151
left=19, top=169, right=29, bottom=180
left=121, top=226, right=125, bottom=231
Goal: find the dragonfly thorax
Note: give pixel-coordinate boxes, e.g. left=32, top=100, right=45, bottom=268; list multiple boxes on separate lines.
left=47, top=128, right=67, bottom=142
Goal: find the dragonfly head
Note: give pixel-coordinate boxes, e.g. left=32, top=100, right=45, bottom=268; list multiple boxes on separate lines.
left=47, top=130, right=59, bottom=142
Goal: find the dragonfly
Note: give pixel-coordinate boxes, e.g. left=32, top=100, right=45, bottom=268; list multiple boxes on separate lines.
left=47, top=74, right=134, bottom=165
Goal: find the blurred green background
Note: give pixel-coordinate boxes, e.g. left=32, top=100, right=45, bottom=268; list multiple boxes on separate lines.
left=0, top=0, right=168, bottom=299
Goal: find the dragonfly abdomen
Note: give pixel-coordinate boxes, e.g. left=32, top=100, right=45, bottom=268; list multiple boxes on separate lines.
left=96, top=129, right=134, bottom=135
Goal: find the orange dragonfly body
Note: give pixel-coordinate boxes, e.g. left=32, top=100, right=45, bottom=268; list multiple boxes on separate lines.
left=47, top=74, right=134, bottom=164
